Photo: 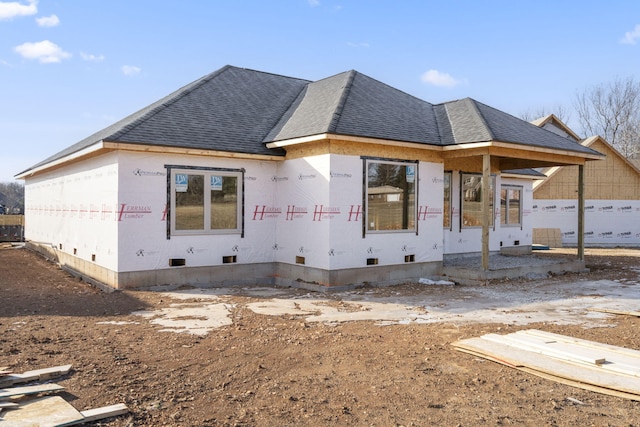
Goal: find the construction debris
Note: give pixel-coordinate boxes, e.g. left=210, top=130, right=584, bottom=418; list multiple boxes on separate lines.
left=588, top=307, right=640, bottom=317
left=0, top=364, right=128, bottom=425
left=452, top=329, right=640, bottom=401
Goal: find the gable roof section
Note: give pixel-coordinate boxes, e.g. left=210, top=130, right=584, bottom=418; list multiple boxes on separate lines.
left=265, top=71, right=441, bottom=144
left=530, top=114, right=581, bottom=141
left=534, top=135, right=640, bottom=190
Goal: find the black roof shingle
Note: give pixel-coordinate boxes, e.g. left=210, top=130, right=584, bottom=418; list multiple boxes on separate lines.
left=21, top=65, right=602, bottom=175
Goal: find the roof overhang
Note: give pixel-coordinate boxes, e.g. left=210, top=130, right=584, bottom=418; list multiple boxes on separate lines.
left=15, top=141, right=286, bottom=179
left=266, top=133, right=442, bottom=152
left=15, top=141, right=107, bottom=179
left=268, top=134, right=604, bottom=170
left=440, top=140, right=604, bottom=170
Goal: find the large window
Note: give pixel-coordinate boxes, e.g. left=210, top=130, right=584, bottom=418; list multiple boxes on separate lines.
left=169, top=167, right=243, bottom=236
left=461, top=173, right=494, bottom=228
left=365, top=159, right=416, bottom=232
left=443, top=172, right=451, bottom=229
left=500, top=185, right=522, bottom=226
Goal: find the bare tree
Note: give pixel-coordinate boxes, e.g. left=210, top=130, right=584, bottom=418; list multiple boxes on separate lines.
left=0, top=182, right=24, bottom=214
left=573, top=76, right=640, bottom=158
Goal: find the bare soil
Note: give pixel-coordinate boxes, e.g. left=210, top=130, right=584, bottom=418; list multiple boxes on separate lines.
left=1, top=246, right=640, bottom=426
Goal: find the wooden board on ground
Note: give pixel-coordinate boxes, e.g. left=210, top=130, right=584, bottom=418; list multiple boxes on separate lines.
left=452, top=329, right=640, bottom=401
left=0, top=396, right=84, bottom=426
left=588, top=307, right=640, bottom=317
left=0, top=397, right=128, bottom=426
left=0, top=364, right=72, bottom=388
left=0, top=383, right=64, bottom=399
left=80, top=403, right=129, bottom=423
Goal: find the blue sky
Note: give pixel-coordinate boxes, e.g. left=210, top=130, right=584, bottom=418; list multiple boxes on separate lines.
left=1, top=1, right=639, bottom=183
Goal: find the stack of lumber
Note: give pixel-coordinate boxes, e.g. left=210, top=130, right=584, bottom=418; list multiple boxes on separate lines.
left=452, top=329, right=640, bottom=401
left=0, top=364, right=128, bottom=425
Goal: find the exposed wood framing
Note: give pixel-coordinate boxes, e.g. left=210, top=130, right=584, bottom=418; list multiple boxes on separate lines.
left=578, top=165, right=585, bottom=261
left=534, top=137, right=640, bottom=200
left=482, top=154, right=491, bottom=270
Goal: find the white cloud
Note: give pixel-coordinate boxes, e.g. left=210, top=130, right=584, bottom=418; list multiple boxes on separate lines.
left=308, top=0, right=319, bottom=6
left=36, top=14, right=58, bottom=27
left=420, top=69, right=464, bottom=88
left=0, top=0, right=37, bottom=20
left=80, top=52, right=105, bottom=62
left=121, top=65, right=141, bottom=76
left=14, top=40, right=71, bottom=63
left=620, top=24, right=640, bottom=45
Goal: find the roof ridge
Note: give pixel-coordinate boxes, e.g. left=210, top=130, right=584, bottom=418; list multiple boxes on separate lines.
left=465, top=98, right=495, bottom=141
left=259, top=81, right=310, bottom=143
left=328, top=70, right=357, bottom=132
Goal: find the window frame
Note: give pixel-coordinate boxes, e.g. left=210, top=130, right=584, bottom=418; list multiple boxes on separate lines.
left=460, top=172, right=495, bottom=229
left=166, top=165, right=244, bottom=239
left=500, top=184, right=523, bottom=228
left=362, top=157, right=418, bottom=236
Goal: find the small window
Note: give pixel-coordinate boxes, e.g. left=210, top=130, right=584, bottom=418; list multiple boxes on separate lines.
left=500, top=185, right=522, bottom=226
left=365, top=160, right=417, bottom=232
left=461, top=173, right=494, bottom=228
left=170, top=167, right=243, bottom=236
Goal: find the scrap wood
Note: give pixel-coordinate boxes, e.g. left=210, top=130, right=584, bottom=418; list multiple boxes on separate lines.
left=0, top=364, right=72, bottom=388
left=481, top=332, right=607, bottom=365
left=452, top=330, right=640, bottom=401
left=0, top=396, right=129, bottom=426
left=80, top=403, right=129, bottom=423
left=0, top=396, right=84, bottom=426
left=588, top=307, right=640, bottom=317
left=0, top=383, right=65, bottom=399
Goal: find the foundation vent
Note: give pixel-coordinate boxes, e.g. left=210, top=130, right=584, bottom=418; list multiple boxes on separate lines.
left=405, top=254, right=415, bottom=263
left=222, top=255, right=237, bottom=264
left=169, top=258, right=186, bottom=267
left=366, top=258, right=379, bottom=265
left=295, top=256, right=305, bottom=265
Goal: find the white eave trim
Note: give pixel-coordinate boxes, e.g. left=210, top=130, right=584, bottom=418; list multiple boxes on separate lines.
left=14, top=141, right=105, bottom=179
left=266, top=133, right=442, bottom=151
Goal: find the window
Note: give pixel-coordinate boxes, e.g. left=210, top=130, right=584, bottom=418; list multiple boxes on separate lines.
left=365, top=159, right=416, bottom=232
left=500, top=185, right=522, bottom=226
left=443, top=172, right=451, bottom=229
left=461, top=173, right=494, bottom=228
left=169, top=167, right=243, bottom=236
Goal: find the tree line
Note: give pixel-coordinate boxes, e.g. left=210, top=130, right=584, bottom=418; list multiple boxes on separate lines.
left=0, top=182, right=24, bottom=214
left=522, top=76, right=640, bottom=159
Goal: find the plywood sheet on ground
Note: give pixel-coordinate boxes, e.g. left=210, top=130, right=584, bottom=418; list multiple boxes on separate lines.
left=0, top=396, right=84, bottom=426
left=452, top=329, right=640, bottom=400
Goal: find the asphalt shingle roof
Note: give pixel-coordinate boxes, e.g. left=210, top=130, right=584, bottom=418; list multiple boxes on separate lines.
left=22, top=65, right=602, bottom=175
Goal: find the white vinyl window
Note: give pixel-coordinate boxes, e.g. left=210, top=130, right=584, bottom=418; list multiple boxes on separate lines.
left=169, top=167, right=243, bottom=236
left=500, top=185, right=522, bottom=226
left=365, top=159, right=417, bottom=233
left=461, top=173, right=494, bottom=228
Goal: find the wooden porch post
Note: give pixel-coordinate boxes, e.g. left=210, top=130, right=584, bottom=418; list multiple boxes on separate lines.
left=482, top=154, right=490, bottom=270
left=578, top=164, right=585, bottom=261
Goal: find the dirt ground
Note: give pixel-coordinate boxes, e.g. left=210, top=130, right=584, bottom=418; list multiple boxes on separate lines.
left=1, top=246, right=640, bottom=426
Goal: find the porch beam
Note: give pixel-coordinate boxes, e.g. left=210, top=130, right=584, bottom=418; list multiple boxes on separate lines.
left=482, top=153, right=491, bottom=270
left=578, top=164, right=585, bottom=261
